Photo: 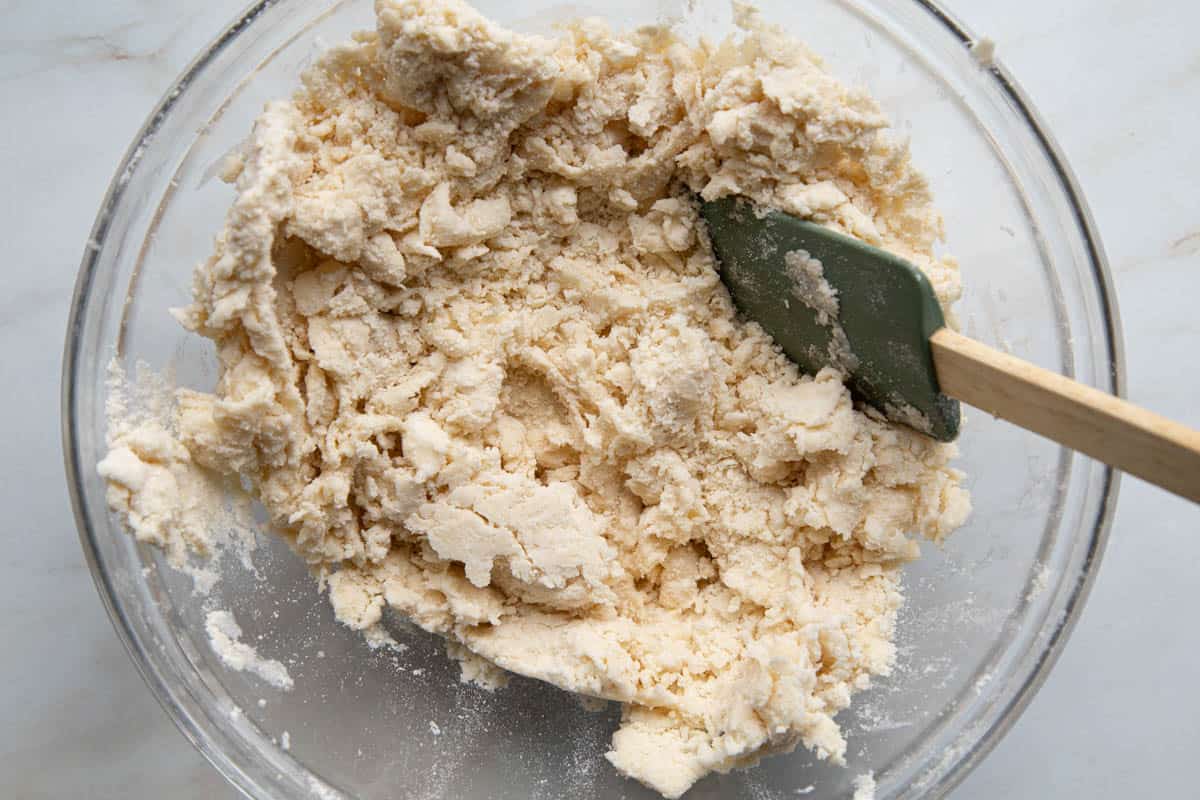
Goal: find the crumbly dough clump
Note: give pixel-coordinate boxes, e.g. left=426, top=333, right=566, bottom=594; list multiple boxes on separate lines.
left=100, top=1, right=970, bottom=796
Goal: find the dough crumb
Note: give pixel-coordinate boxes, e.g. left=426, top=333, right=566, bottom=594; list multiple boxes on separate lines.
left=447, top=641, right=510, bottom=691
left=205, top=610, right=294, bottom=690
left=970, top=37, right=997, bottom=68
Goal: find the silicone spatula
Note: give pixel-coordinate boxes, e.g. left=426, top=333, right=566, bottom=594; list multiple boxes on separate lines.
left=700, top=196, right=1200, bottom=502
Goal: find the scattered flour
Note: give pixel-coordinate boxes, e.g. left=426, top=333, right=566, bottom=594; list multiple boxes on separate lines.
left=852, top=772, right=877, bottom=800
left=783, top=248, right=859, bottom=372
left=205, top=610, right=294, bottom=690
left=881, top=399, right=936, bottom=438
left=1027, top=562, right=1053, bottom=600
left=97, top=360, right=259, bottom=592
left=576, top=694, right=611, bottom=713
left=307, top=775, right=341, bottom=800
left=361, top=623, right=408, bottom=652
left=99, top=0, right=971, bottom=796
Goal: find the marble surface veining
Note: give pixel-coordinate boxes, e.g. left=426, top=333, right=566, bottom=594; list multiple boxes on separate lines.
left=1, top=0, right=1197, bottom=797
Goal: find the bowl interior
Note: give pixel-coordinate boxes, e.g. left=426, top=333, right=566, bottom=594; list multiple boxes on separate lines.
left=65, top=1, right=1116, bottom=798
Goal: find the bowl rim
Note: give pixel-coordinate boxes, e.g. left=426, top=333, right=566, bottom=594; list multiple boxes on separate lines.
left=61, top=0, right=1122, bottom=797
left=901, top=2, right=1122, bottom=796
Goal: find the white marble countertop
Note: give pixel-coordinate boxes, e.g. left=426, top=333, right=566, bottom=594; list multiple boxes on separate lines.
left=2, top=0, right=1197, bottom=797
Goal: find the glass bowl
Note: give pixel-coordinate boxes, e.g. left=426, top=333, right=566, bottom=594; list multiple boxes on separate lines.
left=62, top=0, right=1120, bottom=798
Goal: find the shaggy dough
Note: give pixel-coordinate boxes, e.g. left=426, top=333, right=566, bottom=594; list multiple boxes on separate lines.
left=100, top=1, right=970, bottom=796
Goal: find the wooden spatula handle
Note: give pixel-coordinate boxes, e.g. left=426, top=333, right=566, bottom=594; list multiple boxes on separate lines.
left=930, top=327, right=1200, bottom=502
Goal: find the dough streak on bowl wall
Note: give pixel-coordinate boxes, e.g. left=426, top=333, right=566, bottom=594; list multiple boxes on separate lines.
left=96, top=0, right=971, bottom=796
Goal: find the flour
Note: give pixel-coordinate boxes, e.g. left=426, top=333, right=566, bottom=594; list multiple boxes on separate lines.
left=97, top=360, right=257, bottom=592
left=97, top=362, right=222, bottom=568
left=852, top=772, right=877, bottom=800
left=99, top=0, right=970, bottom=797
left=783, top=249, right=859, bottom=372
left=306, top=775, right=341, bottom=800
left=205, top=610, right=294, bottom=690
left=1026, top=562, right=1053, bottom=600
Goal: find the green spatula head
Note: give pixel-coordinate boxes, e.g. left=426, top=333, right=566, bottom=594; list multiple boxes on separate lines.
left=700, top=196, right=960, bottom=441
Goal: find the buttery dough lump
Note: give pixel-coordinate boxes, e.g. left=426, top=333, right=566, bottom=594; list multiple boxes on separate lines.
left=99, top=0, right=971, bottom=796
